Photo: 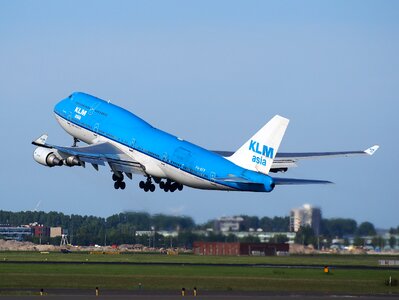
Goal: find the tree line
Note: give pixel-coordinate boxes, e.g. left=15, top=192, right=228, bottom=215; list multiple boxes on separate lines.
left=0, top=210, right=396, bottom=247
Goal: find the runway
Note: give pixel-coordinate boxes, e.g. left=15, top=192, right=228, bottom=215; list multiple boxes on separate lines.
left=1, top=289, right=399, bottom=300
left=2, top=260, right=398, bottom=270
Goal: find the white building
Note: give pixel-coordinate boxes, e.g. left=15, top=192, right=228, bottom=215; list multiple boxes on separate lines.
left=290, top=204, right=321, bottom=234
left=216, top=216, right=244, bottom=232
left=50, top=227, right=62, bottom=238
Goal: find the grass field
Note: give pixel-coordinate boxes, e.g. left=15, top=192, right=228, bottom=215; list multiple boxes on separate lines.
left=0, top=252, right=398, bottom=295
left=1, top=251, right=399, bottom=266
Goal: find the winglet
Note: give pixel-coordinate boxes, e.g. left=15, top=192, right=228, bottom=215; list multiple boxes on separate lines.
left=32, top=134, right=48, bottom=146
left=364, top=145, right=379, bottom=156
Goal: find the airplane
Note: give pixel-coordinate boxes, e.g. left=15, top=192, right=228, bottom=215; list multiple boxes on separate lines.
left=32, top=92, right=379, bottom=193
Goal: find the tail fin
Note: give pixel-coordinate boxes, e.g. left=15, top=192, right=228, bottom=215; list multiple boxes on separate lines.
left=226, top=115, right=289, bottom=174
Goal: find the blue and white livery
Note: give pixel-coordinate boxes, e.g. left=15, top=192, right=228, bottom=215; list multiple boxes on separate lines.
left=32, top=92, right=379, bottom=192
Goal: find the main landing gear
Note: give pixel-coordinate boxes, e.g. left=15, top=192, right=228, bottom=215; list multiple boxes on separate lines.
left=111, top=173, right=183, bottom=192
left=112, top=173, right=126, bottom=190
left=139, top=178, right=156, bottom=192
left=159, top=179, right=183, bottom=193
left=138, top=177, right=184, bottom=192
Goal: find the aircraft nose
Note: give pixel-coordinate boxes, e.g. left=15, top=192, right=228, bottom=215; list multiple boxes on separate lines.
left=54, top=94, right=73, bottom=116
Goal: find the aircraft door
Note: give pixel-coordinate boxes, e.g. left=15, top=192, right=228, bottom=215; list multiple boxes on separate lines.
left=129, top=138, right=136, bottom=152
left=162, top=152, right=168, bottom=162
left=93, top=123, right=99, bottom=137
left=210, top=172, right=216, bottom=181
left=88, top=101, right=100, bottom=116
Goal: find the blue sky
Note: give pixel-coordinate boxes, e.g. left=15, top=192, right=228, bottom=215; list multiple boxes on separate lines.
left=0, top=1, right=398, bottom=228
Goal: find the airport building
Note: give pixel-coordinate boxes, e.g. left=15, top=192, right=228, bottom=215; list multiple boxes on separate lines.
left=215, top=216, right=244, bottom=232
left=50, top=227, right=63, bottom=238
left=193, top=242, right=289, bottom=256
left=32, top=225, right=50, bottom=238
left=0, top=225, right=33, bottom=241
left=290, top=204, right=321, bottom=234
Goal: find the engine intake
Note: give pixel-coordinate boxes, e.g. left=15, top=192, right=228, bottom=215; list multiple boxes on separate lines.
left=33, top=147, right=63, bottom=167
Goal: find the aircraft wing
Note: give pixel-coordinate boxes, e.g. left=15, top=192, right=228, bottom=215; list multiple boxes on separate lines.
left=32, top=134, right=145, bottom=174
left=212, top=145, right=379, bottom=173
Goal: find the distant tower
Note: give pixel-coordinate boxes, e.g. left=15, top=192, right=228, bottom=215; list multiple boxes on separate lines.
left=60, top=234, right=69, bottom=247
left=290, top=204, right=321, bottom=235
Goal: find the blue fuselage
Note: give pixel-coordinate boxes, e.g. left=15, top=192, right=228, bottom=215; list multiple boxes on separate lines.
left=54, top=92, right=274, bottom=192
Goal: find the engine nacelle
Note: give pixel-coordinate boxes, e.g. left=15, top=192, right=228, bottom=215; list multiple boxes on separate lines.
left=64, top=156, right=81, bottom=167
left=33, top=147, right=63, bottom=167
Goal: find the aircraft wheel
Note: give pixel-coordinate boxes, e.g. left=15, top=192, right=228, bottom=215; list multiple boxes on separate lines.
left=144, top=186, right=149, bottom=192
left=114, top=181, right=120, bottom=189
left=177, top=184, right=183, bottom=191
left=164, top=186, right=169, bottom=192
left=139, top=181, right=145, bottom=189
left=170, top=184, right=177, bottom=192
left=150, top=184, right=155, bottom=192
left=159, top=181, right=165, bottom=189
left=120, top=182, right=126, bottom=190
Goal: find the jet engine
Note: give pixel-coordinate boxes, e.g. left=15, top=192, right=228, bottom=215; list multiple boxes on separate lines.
left=33, top=147, right=63, bottom=167
left=64, top=156, right=81, bottom=167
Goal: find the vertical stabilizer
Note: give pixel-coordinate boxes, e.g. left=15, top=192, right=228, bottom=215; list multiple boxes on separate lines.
left=226, top=115, right=289, bottom=174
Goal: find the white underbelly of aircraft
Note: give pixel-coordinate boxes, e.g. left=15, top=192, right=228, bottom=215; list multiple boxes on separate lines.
left=161, top=165, right=232, bottom=190
left=55, top=114, right=234, bottom=191
left=55, top=114, right=97, bottom=144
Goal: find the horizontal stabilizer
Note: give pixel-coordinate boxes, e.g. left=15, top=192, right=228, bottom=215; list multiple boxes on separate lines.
left=213, top=144, right=379, bottom=174
left=214, top=175, right=254, bottom=184
left=272, top=177, right=333, bottom=185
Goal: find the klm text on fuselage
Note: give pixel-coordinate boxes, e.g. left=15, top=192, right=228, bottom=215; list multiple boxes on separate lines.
left=249, top=140, right=274, bottom=166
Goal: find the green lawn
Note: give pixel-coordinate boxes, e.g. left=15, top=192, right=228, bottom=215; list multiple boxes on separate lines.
left=0, top=252, right=398, bottom=294
left=0, top=263, right=398, bottom=294
left=1, top=251, right=398, bottom=267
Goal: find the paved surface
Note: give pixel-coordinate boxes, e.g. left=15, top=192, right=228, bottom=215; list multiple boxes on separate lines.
left=1, top=260, right=399, bottom=271
left=1, top=290, right=399, bottom=300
